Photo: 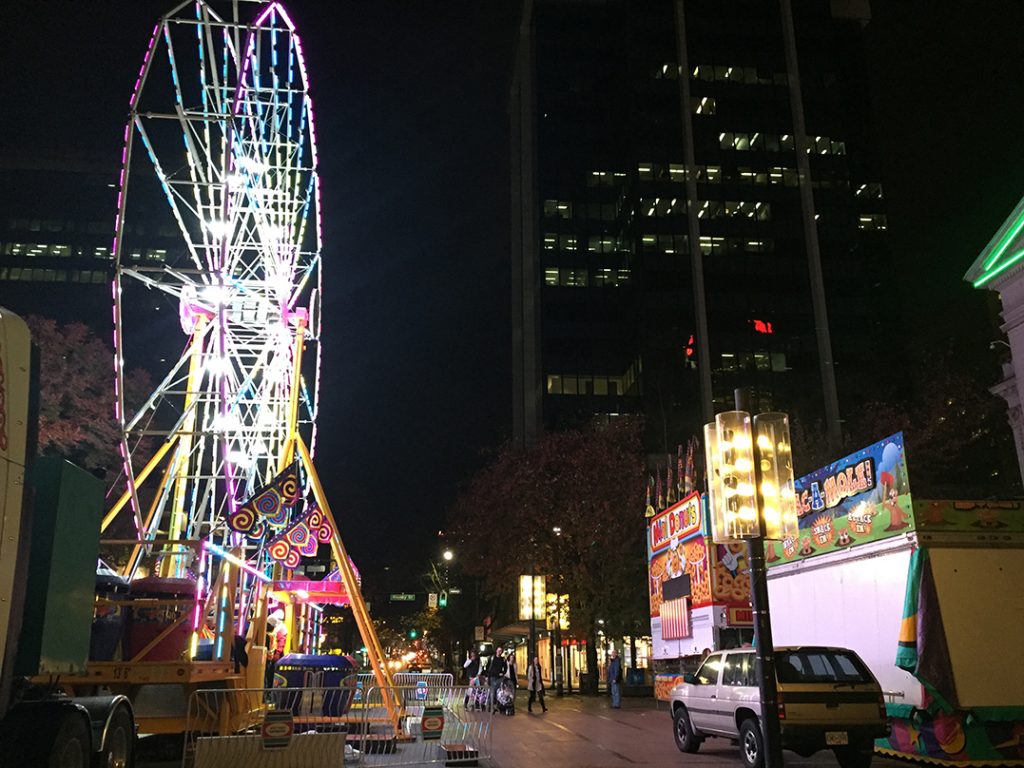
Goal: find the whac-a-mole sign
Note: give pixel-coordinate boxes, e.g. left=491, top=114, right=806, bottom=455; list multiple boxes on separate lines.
left=768, top=432, right=914, bottom=566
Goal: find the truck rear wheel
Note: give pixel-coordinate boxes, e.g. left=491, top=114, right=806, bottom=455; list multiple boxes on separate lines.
left=50, top=711, right=90, bottom=768
left=673, top=707, right=701, bottom=753
left=100, top=705, right=134, bottom=768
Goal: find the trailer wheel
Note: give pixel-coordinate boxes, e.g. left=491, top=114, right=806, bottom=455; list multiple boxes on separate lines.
left=99, top=705, right=134, bottom=768
left=50, top=711, right=90, bottom=768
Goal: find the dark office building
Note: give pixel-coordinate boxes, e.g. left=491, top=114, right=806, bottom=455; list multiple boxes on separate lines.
left=510, top=0, right=889, bottom=453
left=0, top=155, right=182, bottom=336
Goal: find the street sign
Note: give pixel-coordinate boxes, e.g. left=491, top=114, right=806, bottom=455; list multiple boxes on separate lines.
left=428, top=592, right=438, bottom=609
left=474, top=625, right=484, bottom=641
left=390, top=593, right=416, bottom=602
left=449, top=587, right=462, bottom=595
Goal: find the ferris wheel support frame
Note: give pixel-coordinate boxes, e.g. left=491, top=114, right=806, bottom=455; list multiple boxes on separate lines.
left=92, top=0, right=400, bottom=732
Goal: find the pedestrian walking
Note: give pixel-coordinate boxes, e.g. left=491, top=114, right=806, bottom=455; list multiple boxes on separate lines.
left=463, top=650, right=481, bottom=709
left=527, top=656, right=547, bottom=713
left=607, top=648, right=622, bottom=709
left=486, top=647, right=507, bottom=712
left=505, top=650, right=518, bottom=715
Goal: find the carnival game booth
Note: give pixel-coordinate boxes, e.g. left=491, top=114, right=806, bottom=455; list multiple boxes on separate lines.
left=763, top=434, right=1024, bottom=766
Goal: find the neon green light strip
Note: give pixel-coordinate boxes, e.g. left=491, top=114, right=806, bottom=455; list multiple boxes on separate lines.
left=974, top=246, right=1024, bottom=287
left=983, top=208, right=1024, bottom=270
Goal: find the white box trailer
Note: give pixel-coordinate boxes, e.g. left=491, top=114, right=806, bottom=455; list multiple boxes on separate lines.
left=767, top=512, right=1024, bottom=765
left=768, top=534, right=923, bottom=707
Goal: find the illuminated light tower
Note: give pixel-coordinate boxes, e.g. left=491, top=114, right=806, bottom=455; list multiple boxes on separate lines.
left=705, top=398, right=800, bottom=768
left=105, top=1, right=323, bottom=564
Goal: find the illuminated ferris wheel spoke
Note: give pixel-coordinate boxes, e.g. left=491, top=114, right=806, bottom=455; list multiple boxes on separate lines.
left=109, top=1, right=321, bottom=566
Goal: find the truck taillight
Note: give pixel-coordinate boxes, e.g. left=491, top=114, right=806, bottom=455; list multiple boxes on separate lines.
left=778, top=693, right=786, bottom=721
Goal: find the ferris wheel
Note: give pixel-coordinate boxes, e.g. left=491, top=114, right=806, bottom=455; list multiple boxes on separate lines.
left=107, top=0, right=322, bottom=555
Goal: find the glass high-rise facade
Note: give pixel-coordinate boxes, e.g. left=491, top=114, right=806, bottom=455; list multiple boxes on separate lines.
left=511, top=0, right=890, bottom=452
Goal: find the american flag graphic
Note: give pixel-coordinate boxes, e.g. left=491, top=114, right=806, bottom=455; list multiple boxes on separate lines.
left=661, top=597, right=690, bottom=639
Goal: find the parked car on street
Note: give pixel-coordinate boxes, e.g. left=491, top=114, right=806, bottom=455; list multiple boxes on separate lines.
left=669, top=646, right=888, bottom=768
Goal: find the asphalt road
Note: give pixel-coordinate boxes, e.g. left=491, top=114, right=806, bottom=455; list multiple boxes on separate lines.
left=486, top=693, right=910, bottom=768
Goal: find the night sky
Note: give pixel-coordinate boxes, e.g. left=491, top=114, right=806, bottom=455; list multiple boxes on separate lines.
left=2, top=0, right=1023, bottom=588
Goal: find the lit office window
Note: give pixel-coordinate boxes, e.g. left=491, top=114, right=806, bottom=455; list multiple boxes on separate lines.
left=543, top=199, right=573, bottom=219
left=699, top=236, right=725, bottom=255
left=855, top=183, right=884, bottom=199
left=654, top=62, right=678, bottom=80
left=692, top=96, right=716, bottom=115
left=858, top=214, right=887, bottom=231
left=737, top=168, right=768, bottom=186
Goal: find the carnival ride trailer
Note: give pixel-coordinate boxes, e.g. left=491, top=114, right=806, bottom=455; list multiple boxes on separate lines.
left=0, top=307, right=137, bottom=767
left=767, top=518, right=1024, bottom=766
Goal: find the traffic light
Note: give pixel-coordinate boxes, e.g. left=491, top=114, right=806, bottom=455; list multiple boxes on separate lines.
left=439, top=591, right=448, bottom=608
left=408, top=629, right=419, bottom=639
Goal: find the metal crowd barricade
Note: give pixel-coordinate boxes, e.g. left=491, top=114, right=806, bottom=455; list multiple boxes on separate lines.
left=392, top=672, right=455, bottom=687
left=182, top=685, right=357, bottom=768
left=354, top=683, right=492, bottom=767
left=392, top=672, right=456, bottom=708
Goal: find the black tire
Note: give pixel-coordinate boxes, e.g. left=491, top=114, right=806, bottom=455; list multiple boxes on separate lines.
left=834, top=741, right=874, bottom=768
left=739, top=718, right=764, bottom=768
left=50, top=711, right=90, bottom=768
left=99, top=705, right=135, bottom=768
left=672, top=707, right=701, bottom=753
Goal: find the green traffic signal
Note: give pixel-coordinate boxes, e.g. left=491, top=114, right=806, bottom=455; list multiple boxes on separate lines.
left=439, top=591, right=448, bottom=608
left=409, top=629, right=419, bottom=639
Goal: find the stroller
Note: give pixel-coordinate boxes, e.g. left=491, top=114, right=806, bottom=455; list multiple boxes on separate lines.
left=465, top=677, right=490, bottom=711
left=494, top=678, right=516, bottom=716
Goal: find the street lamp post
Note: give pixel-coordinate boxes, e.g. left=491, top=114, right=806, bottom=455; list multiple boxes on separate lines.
left=704, top=390, right=799, bottom=768
left=552, top=525, right=564, bottom=696
left=519, top=572, right=546, bottom=663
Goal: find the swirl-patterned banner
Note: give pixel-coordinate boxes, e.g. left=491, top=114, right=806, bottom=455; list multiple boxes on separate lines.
left=227, top=463, right=302, bottom=537
left=266, top=505, right=335, bottom=569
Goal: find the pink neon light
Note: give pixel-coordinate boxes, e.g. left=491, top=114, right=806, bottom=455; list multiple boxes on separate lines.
left=253, top=3, right=275, bottom=27
left=129, top=24, right=160, bottom=109
left=192, top=549, right=208, bottom=631
left=111, top=22, right=159, bottom=540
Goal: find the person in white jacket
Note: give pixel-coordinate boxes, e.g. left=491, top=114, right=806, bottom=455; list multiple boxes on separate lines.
left=526, top=656, right=547, bottom=713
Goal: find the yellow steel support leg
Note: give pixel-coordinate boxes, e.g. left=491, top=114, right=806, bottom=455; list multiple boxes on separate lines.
left=102, top=436, right=178, bottom=533
left=122, top=452, right=180, bottom=579
left=295, top=435, right=401, bottom=727
left=162, top=318, right=208, bottom=577
left=278, top=317, right=307, bottom=474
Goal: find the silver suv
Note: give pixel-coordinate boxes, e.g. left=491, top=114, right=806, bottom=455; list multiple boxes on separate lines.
left=669, top=646, right=888, bottom=768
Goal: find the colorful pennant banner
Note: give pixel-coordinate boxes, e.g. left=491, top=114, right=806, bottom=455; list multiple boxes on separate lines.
left=266, top=506, right=335, bottom=569
left=228, top=463, right=301, bottom=539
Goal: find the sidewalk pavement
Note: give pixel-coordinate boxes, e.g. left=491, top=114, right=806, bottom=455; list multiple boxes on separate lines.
left=137, top=691, right=914, bottom=768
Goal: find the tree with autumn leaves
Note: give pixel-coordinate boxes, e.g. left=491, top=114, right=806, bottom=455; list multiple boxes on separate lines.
left=447, top=417, right=648, bottom=693
left=23, top=316, right=151, bottom=483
